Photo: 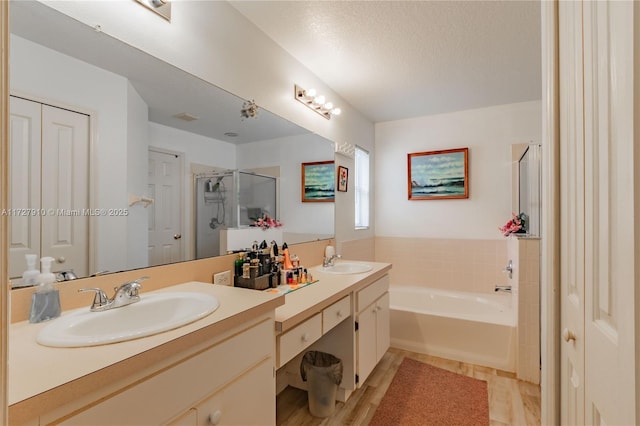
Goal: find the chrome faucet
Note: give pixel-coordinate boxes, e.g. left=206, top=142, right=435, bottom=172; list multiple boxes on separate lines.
left=323, top=254, right=341, bottom=267
left=79, top=276, right=149, bottom=312
left=495, top=285, right=512, bottom=293
left=503, top=259, right=514, bottom=279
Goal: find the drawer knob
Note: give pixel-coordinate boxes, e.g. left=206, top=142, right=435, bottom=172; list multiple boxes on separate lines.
left=376, top=305, right=383, bottom=312
left=301, top=332, right=309, bottom=342
left=336, top=310, right=343, bottom=318
left=209, top=409, right=223, bottom=425
left=562, top=328, right=576, bottom=343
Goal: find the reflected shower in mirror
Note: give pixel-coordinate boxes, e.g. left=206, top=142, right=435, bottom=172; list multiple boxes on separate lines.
left=518, top=144, right=542, bottom=237
left=8, top=1, right=335, bottom=287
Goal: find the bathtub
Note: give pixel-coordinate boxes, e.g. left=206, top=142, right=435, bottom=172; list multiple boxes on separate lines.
left=389, top=286, right=517, bottom=372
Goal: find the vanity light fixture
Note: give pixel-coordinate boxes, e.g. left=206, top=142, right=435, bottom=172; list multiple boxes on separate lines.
left=294, top=84, right=341, bottom=120
left=133, top=0, right=172, bottom=21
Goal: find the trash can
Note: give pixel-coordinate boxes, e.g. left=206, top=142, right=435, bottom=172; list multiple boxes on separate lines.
left=300, top=351, right=343, bottom=418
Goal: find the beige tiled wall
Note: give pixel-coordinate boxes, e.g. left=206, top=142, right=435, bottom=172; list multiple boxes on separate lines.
left=340, top=237, right=375, bottom=262
left=374, top=237, right=509, bottom=293
left=10, top=238, right=332, bottom=323
left=508, top=236, right=540, bottom=384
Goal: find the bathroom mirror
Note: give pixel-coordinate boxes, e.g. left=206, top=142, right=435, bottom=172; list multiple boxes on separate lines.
left=8, top=1, right=335, bottom=286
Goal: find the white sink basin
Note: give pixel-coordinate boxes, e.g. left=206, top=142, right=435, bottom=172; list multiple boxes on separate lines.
left=37, top=292, right=220, bottom=348
left=317, top=262, right=373, bottom=274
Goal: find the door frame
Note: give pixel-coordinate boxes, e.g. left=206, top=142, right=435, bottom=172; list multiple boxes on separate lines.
left=540, top=1, right=560, bottom=425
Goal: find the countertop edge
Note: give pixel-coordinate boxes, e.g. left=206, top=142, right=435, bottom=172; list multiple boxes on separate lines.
left=9, top=283, right=284, bottom=424
left=275, top=263, right=392, bottom=334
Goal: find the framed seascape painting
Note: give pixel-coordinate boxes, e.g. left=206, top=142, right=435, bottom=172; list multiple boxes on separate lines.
left=407, top=148, right=469, bottom=200
left=302, top=161, right=335, bottom=202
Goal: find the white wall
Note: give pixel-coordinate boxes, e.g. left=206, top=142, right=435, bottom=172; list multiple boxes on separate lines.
left=126, top=82, right=149, bottom=270
left=237, top=133, right=334, bottom=237
left=41, top=1, right=376, bottom=246
left=375, top=101, right=542, bottom=240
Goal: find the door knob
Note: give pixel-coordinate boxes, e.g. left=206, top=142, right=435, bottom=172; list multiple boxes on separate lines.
left=56, top=256, right=66, bottom=263
left=562, top=328, right=576, bottom=342
left=173, top=234, right=182, bottom=240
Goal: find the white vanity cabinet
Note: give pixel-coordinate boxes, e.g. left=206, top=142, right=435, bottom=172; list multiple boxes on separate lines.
left=356, top=275, right=390, bottom=386
left=46, top=317, right=276, bottom=426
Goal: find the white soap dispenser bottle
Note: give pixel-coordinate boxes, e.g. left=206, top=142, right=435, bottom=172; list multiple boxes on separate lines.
left=21, top=254, right=39, bottom=286
left=29, top=256, right=61, bottom=323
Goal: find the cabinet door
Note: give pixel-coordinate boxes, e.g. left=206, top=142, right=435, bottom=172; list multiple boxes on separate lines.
left=356, top=301, right=378, bottom=387
left=196, top=358, right=274, bottom=426
left=375, top=293, right=390, bottom=363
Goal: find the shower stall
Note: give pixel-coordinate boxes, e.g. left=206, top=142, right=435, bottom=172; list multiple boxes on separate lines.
left=195, top=170, right=278, bottom=259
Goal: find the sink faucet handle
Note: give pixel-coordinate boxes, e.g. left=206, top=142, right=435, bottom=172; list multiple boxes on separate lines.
left=78, top=288, right=110, bottom=310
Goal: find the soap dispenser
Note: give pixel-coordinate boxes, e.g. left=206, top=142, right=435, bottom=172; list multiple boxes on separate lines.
left=29, top=256, right=61, bottom=323
left=21, top=254, right=39, bottom=287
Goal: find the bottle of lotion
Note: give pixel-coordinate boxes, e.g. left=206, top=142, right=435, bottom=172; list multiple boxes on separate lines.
left=29, top=256, right=61, bottom=323
left=21, top=254, right=39, bottom=287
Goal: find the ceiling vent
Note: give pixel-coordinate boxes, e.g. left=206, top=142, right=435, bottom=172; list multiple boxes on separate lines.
left=173, top=112, right=199, bottom=122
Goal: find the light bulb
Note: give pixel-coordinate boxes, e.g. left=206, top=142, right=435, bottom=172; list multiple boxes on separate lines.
left=324, top=102, right=334, bottom=110
left=314, top=95, right=326, bottom=106
left=331, top=108, right=342, bottom=116
left=305, top=88, right=317, bottom=98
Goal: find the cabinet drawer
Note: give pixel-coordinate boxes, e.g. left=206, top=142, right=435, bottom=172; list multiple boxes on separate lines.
left=322, top=295, right=351, bottom=334
left=58, top=319, right=273, bottom=425
left=194, top=358, right=274, bottom=426
left=278, top=313, right=322, bottom=368
left=357, top=275, right=389, bottom=312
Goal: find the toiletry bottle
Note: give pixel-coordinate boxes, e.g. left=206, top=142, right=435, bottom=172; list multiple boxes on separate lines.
left=282, top=242, right=293, bottom=270
left=29, top=256, right=62, bottom=323
left=22, top=254, right=39, bottom=286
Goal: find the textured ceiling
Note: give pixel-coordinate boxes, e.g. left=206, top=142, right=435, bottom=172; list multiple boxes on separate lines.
left=230, top=1, right=541, bottom=123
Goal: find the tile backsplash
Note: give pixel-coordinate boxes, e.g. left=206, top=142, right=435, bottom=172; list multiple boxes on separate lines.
left=375, top=236, right=509, bottom=293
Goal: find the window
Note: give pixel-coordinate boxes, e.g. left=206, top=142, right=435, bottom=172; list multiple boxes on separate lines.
left=355, top=146, right=370, bottom=229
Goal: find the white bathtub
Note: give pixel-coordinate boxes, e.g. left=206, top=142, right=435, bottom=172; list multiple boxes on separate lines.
left=389, top=286, right=517, bottom=372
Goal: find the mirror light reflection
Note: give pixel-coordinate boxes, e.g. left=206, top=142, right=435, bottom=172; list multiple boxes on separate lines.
left=8, top=1, right=335, bottom=287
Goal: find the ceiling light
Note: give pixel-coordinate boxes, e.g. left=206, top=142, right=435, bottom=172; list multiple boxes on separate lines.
left=134, top=0, right=171, bottom=21
left=294, top=84, right=341, bottom=120
left=241, top=99, right=259, bottom=120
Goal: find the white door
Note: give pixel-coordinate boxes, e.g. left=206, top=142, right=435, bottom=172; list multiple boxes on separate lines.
left=9, top=97, right=89, bottom=280
left=40, top=104, right=89, bottom=277
left=148, top=148, right=183, bottom=266
left=559, top=1, right=637, bottom=424
left=8, top=96, right=41, bottom=280
left=582, top=1, right=636, bottom=424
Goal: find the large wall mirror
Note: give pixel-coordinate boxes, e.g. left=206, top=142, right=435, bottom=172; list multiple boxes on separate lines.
left=8, top=1, right=335, bottom=287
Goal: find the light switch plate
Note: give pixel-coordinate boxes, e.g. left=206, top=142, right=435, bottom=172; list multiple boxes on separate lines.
left=213, top=270, right=231, bottom=286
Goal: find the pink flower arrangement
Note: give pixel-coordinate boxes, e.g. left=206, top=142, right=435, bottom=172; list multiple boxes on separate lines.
left=499, top=212, right=527, bottom=236
left=252, top=214, right=282, bottom=230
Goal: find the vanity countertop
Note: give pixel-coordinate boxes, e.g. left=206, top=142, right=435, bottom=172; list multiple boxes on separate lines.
left=8, top=282, right=283, bottom=410
left=274, top=261, right=392, bottom=333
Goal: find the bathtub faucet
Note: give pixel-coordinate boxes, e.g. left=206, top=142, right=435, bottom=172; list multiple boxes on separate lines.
left=495, top=285, right=512, bottom=293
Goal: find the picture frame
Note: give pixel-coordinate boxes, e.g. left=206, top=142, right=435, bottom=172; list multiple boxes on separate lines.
left=301, top=161, right=335, bottom=202
left=337, top=166, right=349, bottom=192
left=408, top=147, right=469, bottom=200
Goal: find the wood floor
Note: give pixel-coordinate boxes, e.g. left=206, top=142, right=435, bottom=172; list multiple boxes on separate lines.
left=276, top=347, right=541, bottom=426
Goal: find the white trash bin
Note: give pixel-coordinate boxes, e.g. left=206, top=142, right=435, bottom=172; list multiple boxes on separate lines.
left=300, top=351, right=343, bottom=418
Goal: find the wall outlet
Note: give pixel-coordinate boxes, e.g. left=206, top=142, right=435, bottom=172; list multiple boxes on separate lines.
left=213, top=270, right=232, bottom=286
